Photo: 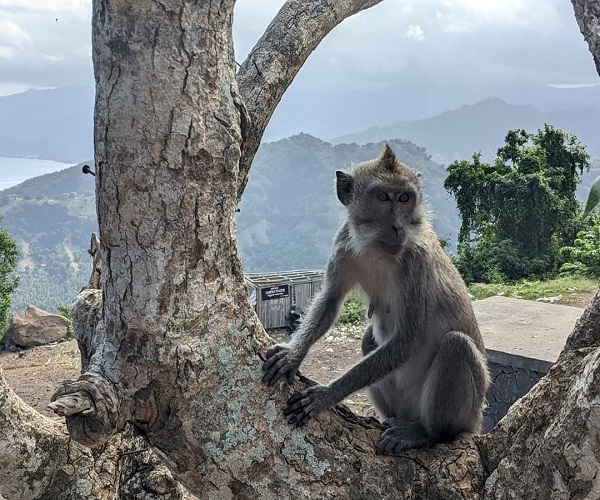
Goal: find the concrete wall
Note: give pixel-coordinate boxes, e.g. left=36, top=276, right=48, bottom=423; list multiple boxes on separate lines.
left=482, top=350, right=552, bottom=432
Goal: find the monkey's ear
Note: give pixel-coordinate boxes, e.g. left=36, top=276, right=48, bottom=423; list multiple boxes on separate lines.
left=380, top=145, right=396, bottom=172
left=336, top=171, right=354, bottom=206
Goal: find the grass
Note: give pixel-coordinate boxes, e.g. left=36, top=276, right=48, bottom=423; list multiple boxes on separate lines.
left=468, top=276, right=599, bottom=302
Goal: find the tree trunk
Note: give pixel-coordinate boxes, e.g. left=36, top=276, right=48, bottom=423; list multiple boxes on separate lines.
left=3, top=0, right=598, bottom=498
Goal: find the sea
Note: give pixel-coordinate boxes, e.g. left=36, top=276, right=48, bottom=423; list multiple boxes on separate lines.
left=0, top=157, right=74, bottom=190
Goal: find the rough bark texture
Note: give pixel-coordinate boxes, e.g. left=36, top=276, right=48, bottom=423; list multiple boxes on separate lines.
left=571, top=0, right=600, bottom=74
left=0, top=366, right=183, bottom=500
left=33, top=0, right=600, bottom=499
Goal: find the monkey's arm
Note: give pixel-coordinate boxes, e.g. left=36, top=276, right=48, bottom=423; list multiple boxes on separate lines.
left=262, top=240, right=354, bottom=386
left=285, top=336, right=414, bottom=426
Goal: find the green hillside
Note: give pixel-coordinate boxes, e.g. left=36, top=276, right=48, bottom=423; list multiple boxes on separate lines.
left=0, top=137, right=456, bottom=311
left=237, top=134, right=458, bottom=272
left=0, top=163, right=97, bottom=313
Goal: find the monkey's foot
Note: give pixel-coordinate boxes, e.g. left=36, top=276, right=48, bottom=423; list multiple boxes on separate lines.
left=377, top=420, right=431, bottom=455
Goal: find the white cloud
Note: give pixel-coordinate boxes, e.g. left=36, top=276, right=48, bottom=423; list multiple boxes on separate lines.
left=0, top=18, right=32, bottom=47
left=406, top=24, right=425, bottom=41
left=0, top=0, right=88, bottom=12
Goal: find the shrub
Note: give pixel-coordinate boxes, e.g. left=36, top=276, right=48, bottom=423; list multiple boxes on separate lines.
left=337, top=298, right=366, bottom=326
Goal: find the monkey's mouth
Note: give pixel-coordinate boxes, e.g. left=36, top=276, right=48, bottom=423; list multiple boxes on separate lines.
left=378, top=240, right=404, bottom=255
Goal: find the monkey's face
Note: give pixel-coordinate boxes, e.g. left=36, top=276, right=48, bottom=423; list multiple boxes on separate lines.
left=353, top=183, right=421, bottom=255
left=336, top=148, right=425, bottom=256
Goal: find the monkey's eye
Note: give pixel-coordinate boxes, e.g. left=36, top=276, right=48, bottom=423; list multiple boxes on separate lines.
left=398, top=193, right=410, bottom=203
left=377, top=192, right=390, bottom=202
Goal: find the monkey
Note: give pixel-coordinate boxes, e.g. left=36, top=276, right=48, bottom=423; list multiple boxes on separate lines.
left=262, top=145, right=490, bottom=455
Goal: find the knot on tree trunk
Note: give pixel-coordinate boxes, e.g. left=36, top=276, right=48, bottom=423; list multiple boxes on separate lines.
left=50, top=372, right=124, bottom=446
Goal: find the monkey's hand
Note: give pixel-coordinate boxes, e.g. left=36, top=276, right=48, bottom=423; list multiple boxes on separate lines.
left=262, top=344, right=305, bottom=386
left=284, top=385, right=337, bottom=427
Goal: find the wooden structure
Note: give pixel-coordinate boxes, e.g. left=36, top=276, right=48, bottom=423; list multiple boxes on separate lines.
left=245, top=270, right=324, bottom=329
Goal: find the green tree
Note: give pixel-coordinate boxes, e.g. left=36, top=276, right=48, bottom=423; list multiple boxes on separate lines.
left=445, top=125, right=590, bottom=283
left=0, top=220, right=19, bottom=337
left=559, top=214, right=600, bottom=277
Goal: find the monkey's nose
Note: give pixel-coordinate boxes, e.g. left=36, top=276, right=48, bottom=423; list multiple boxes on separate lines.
left=392, top=225, right=404, bottom=239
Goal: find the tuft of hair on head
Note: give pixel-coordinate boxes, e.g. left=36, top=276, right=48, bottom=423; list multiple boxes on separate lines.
left=380, top=144, right=397, bottom=173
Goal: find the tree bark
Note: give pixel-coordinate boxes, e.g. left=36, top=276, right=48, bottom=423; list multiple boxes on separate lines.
left=0, top=362, right=183, bottom=499
left=31, top=0, right=600, bottom=499
left=571, top=0, right=600, bottom=74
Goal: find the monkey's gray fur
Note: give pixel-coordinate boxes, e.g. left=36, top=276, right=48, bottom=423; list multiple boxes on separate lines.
left=262, top=145, right=490, bottom=455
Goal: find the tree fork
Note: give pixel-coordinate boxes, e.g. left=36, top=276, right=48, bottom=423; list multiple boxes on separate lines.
left=45, top=0, right=600, bottom=498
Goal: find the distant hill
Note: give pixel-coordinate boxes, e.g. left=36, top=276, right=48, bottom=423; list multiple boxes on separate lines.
left=332, top=98, right=600, bottom=164
left=237, top=134, right=458, bottom=273
left=0, top=86, right=94, bottom=163
left=0, top=163, right=97, bottom=313
left=0, top=136, right=457, bottom=310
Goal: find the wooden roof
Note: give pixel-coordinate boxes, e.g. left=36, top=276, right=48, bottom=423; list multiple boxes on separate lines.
left=245, top=269, right=324, bottom=286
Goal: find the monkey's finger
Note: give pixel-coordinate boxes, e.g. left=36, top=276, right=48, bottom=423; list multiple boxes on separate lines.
left=286, top=370, right=297, bottom=385
left=265, top=344, right=286, bottom=357
left=296, top=412, right=313, bottom=427
left=287, top=409, right=311, bottom=427
left=262, top=350, right=286, bottom=371
left=285, top=391, right=311, bottom=409
left=262, top=359, right=289, bottom=386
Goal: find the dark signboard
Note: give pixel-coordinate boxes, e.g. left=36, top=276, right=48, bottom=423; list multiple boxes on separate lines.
left=261, top=285, right=290, bottom=301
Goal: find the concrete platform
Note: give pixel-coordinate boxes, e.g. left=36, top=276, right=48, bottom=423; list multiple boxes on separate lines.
left=473, top=296, right=585, bottom=371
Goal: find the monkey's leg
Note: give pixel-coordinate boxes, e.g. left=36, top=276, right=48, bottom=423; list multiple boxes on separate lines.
left=420, top=331, right=489, bottom=442
left=360, top=324, right=377, bottom=356
left=377, top=420, right=430, bottom=455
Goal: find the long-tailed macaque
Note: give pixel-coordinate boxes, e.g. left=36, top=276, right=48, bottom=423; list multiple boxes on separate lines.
left=262, top=145, right=490, bottom=455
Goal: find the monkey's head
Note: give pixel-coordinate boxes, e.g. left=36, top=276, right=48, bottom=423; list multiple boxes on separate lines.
left=336, top=145, right=427, bottom=256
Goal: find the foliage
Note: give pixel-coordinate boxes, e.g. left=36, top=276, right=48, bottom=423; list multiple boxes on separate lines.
left=11, top=265, right=89, bottom=314
left=0, top=220, right=19, bottom=336
left=583, top=176, right=600, bottom=217
left=559, top=214, right=600, bottom=277
left=56, top=305, right=74, bottom=339
left=337, top=298, right=366, bottom=326
left=468, top=276, right=598, bottom=302
left=445, top=125, right=590, bottom=283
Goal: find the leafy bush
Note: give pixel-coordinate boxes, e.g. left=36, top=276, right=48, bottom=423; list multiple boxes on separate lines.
left=337, top=298, right=366, bottom=326
left=559, top=216, right=600, bottom=277
left=445, top=125, right=590, bottom=283
left=0, top=220, right=19, bottom=331
left=56, top=305, right=74, bottom=339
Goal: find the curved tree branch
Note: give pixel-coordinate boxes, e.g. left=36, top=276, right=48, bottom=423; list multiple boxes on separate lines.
left=571, top=0, right=600, bottom=75
left=236, top=0, right=384, bottom=199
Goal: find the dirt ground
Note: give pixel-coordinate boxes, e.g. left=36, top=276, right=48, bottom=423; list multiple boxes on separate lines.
left=0, top=289, right=595, bottom=419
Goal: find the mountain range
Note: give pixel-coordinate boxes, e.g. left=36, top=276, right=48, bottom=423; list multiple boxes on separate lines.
left=332, top=97, right=600, bottom=165
left=0, top=86, right=598, bottom=165
left=1, top=86, right=599, bottom=312
left=0, top=136, right=457, bottom=312
left=0, top=86, right=94, bottom=163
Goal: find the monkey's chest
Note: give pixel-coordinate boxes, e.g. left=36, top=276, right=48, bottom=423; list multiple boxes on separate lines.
left=369, top=299, right=411, bottom=345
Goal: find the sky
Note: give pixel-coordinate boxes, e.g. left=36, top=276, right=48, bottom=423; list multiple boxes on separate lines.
left=0, top=0, right=598, bottom=138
